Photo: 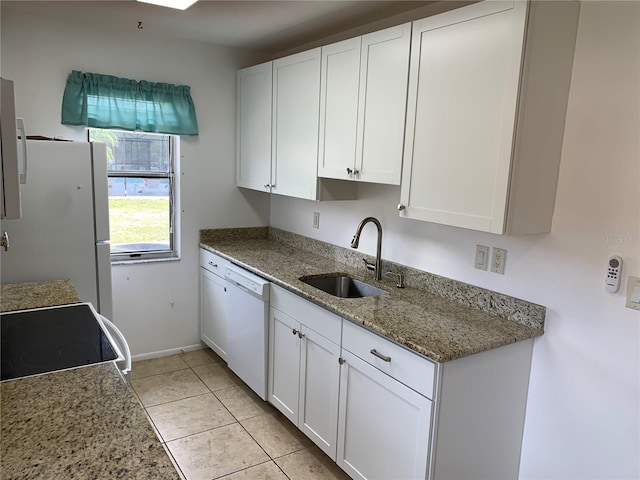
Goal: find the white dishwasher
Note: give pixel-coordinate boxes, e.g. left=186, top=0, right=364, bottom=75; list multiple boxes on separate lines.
left=224, top=264, right=270, bottom=400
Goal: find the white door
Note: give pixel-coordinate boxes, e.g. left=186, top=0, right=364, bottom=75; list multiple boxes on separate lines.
left=400, top=1, right=527, bottom=233
left=299, top=326, right=341, bottom=460
left=268, top=306, right=301, bottom=424
left=318, top=37, right=361, bottom=181
left=356, top=23, right=411, bottom=185
left=337, top=350, right=433, bottom=480
left=237, top=62, right=272, bottom=192
left=271, top=48, right=321, bottom=200
left=200, top=267, right=228, bottom=360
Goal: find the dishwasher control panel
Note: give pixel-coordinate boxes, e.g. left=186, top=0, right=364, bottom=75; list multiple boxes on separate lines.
left=225, top=266, right=269, bottom=297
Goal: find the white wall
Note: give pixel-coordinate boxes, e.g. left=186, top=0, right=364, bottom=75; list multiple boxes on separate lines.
left=1, top=8, right=270, bottom=357
left=270, top=2, right=640, bottom=478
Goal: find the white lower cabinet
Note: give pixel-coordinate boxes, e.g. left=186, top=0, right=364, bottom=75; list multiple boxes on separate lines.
left=268, top=307, right=300, bottom=422
left=266, top=284, right=534, bottom=480
left=199, top=250, right=229, bottom=360
left=337, top=349, right=433, bottom=480
left=337, top=320, right=434, bottom=480
left=268, top=285, right=341, bottom=459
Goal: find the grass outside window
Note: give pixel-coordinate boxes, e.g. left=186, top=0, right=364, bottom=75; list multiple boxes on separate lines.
left=109, top=197, right=169, bottom=245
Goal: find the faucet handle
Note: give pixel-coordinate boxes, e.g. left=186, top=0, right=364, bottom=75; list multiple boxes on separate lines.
left=384, top=271, right=405, bottom=288
left=362, top=258, right=375, bottom=272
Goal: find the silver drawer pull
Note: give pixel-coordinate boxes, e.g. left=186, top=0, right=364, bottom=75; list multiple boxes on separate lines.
left=208, top=261, right=218, bottom=267
left=370, top=349, right=391, bottom=362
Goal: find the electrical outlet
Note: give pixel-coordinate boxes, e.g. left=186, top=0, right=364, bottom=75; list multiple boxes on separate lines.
left=313, top=211, right=320, bottom=229
left=490, top=247, right=507, bottom=274
left=474, top=245, right=490, bottom=270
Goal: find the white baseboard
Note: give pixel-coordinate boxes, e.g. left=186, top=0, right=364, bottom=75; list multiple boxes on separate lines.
left=132, top=343, right=205, bottom=362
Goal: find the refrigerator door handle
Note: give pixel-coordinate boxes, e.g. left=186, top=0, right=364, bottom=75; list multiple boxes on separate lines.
left=16, top=118, right=27, bottom=184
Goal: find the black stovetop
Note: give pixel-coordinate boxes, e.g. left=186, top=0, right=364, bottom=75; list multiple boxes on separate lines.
left=1, top=303, right=118, bottom=381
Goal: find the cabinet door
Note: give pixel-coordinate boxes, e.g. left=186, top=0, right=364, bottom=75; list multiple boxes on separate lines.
left=268, top=306, right=301, bottom=424
left=200, top=268, right=228, bottom=360
left=272, top=48, right=321, bottom=200
left=318, top=37, right=361, bottom=181
left=337, top=350, right=433, bottom=480
left=400, top=2, right=527, bottom=233
left=356, top=23, right=411, bottom=185
left=299, top=326, right=341, bottom=460
left=237, top=62, right=272, bottom=192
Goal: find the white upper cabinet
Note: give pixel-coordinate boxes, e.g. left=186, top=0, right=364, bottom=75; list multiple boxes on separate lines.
left=271, top=48, right=322, bottom=200
left=236, top=62, right=272, bottom=192
left=318, top=38, right=361, bottom=182
left=400, top=1, right=580, bottom=234
left=318, top=24, right=411, bottom=185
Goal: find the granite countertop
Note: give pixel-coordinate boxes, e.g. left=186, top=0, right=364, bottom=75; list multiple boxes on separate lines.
left=0, top=280, right=180, bottom=480
left=1, top=279, right=81, bottom=312
left=1, top=363, right=180, bottom=479
left=200, top=228, right=545, bottom=363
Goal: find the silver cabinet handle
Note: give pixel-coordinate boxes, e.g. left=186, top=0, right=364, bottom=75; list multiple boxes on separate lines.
left=1, top=232, right=9, bottom=252
left=208, top=261, right=218, bottom=267
left=264, top=183, right=271, bottom=189
left=346, top=167, right=353, bottom=175
left=370, top=349, right=391, bottom=362
left=292, top=328, right=305, bottom=338
left=397, top=204, right=406, bottom=211
left=353, top=169, right=359, bottom=175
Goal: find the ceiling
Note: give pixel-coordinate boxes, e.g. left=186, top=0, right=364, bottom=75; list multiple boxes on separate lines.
left=2, top=0, right=437, bottom=54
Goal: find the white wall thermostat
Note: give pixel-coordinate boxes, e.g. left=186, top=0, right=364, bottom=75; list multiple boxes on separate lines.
left=605, top=255, right=623, bottom=293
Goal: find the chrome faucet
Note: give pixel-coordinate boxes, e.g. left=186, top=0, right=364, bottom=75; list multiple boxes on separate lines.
left=350, top=217, right=383, bottom=281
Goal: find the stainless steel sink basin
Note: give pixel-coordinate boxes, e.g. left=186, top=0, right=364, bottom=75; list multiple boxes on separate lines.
left=300, top=274, right=387, bottom=298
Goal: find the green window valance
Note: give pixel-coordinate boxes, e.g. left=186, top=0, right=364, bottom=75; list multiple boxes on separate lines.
left=61, top=70, right=198, bottom=135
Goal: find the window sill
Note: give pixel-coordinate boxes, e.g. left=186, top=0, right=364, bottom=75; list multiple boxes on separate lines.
left=111, top=255, right=180, bottom=266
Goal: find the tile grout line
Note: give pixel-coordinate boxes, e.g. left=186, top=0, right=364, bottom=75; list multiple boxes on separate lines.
left=133, top=354, right=307, bottom=480
left=141, top=361, right=273, bottom=480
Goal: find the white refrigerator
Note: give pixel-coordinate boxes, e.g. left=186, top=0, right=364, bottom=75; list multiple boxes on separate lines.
left=0, top=140, right=113, bottom=319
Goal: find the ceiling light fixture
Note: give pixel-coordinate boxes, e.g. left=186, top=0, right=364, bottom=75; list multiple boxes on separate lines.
left=137, top=0, right=197, bottom=10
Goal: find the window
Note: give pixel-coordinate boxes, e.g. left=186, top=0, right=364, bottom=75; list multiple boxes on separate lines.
left=89, top=129, right=179, bottom=262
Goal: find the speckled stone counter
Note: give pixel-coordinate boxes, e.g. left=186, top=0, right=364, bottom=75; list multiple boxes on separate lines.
left=200, top=227, right=545, bottom=363
left=1, top=363, right=180, bottom=480
left=1, top=279, right=81, bottom=312
left=0, top=281, right=180, bottom=480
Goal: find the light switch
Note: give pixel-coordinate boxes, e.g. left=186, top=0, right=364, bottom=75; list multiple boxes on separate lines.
left=625, top=276, right=640, bottom=311
left=474, top=245, right=489, bottom=270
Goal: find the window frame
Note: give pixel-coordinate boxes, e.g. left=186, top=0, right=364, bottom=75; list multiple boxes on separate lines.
left=88, top=128, right=180, bottom=264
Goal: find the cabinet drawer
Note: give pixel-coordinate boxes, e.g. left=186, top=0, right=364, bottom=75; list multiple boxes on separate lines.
left=200, top=248, right=229, bottom=278
left=270, top=284, right=341, bottom=343
left=342, top=320, right=436, bottom=399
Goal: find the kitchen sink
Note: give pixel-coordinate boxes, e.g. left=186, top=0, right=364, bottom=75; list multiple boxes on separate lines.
left=300, top=274, right=387, bottom=298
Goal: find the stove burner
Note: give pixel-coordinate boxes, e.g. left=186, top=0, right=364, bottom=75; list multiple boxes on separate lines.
left=1, top=304, right=118, bottom=381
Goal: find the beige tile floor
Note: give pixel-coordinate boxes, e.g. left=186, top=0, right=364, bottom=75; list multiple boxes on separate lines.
left=129, top=348, right=351, bottom=480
